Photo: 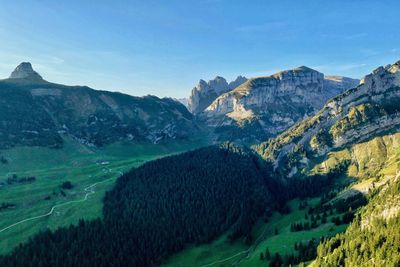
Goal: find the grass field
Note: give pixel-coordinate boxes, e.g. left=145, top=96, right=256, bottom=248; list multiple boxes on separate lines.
left=163, top=198, right=348, bottom=267
left=0, top=138, right=204, bottom=255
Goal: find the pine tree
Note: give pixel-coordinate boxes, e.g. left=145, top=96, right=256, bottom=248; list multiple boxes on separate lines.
left=260, top=252, right=264, bottom=261
left=265, top=247, right=271, bottom=260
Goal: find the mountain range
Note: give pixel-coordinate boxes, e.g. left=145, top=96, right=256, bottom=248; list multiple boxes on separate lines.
left=189, top=67, right=359, bottom=143
left=0, top=63, right=359, bottom=149
left=2, top=59, right=400, bottom=266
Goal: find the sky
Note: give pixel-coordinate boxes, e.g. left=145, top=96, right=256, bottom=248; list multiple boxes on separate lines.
left=1, top=0, right=400, bottom=98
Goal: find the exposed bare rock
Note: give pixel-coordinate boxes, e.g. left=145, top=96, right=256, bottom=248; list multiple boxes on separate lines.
left=256, top=59, right=400, bottom=175
left=201, top=66, right=358, bottom=143
left=9, top=62, right=44, bottom=82
left=188, top=76, right=247, bottom=114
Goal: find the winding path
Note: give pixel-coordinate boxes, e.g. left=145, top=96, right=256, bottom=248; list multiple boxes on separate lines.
left=199, top=250, right=248, bottom=267
left=199, top=220, right=271, bottom=267
left=0, top=170, right=122, bottom=234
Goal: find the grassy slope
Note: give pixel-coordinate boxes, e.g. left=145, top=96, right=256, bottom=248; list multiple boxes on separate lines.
left=163, top=198, right=348, bottom=267
left=0, top=138, right=204, bottom=254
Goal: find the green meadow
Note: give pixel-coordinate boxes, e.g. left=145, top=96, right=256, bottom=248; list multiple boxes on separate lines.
left=0, top=138, right=204, bottom=254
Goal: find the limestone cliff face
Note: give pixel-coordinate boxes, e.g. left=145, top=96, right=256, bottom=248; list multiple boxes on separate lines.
left=188, top=76, right=247, bottom=114
left=256, top=60, right=400, bottom=175
left=201, top=66, right=358, bottom=142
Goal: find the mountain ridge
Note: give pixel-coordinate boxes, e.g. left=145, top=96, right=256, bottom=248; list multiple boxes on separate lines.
left=0, top=63, right=201, bottom=149
left=255, top=59, right=400, bottom=176
left=200, top=66, right=359, bottom=143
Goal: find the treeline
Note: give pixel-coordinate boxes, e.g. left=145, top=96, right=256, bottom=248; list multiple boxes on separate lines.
left=270, top=159, right=350, bottom=214
left=5, top=174, right=36, bottom=185
left=261, top=239, right=321, bottom=267
left=0, top=202, right=16, bottom=211
left=0, top=144, right=275, bottom=267
left=0, top=142, right=355, bottom=267
left=314, top=178, right=400, bottom=266
left=0, top=156, right=7, bottom=164
left=314, top=216, right=400, bottom=266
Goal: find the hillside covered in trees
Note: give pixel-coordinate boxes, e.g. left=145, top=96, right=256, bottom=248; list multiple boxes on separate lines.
left=314, top=173, right=400, bottom=266
left=0, top=144, right=277, bottom=267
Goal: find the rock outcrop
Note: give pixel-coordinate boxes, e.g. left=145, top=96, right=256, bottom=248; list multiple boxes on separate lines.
left=9, top=62, right=44, bottom=82
left=201, top=66, right=359, bottom=143
left=188, top=75, right=247, bottom=114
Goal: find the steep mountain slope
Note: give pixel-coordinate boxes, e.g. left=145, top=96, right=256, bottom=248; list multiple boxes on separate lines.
left=0, top=63, right=200, bottom=149
left=188, top=75, right=247, bottom=114
left=255, top=60, right=400, bottom=176
left=249, top=59, right=400, bottom=265
left=201, top=67, right=359, bottom=143
left=309, top=132, right=400, bottom=266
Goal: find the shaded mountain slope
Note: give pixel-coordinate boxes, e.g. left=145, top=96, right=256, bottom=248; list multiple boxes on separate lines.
left=0, top=63, right=200, bottom=149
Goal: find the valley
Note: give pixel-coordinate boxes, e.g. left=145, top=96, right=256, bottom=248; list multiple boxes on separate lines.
left=2, top=2, right=400, bottom=266
left=0, top=138, right=205, bottom=254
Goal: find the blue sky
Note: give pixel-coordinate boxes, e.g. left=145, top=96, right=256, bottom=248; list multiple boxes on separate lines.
left=1, top=0, right=400, bottom=98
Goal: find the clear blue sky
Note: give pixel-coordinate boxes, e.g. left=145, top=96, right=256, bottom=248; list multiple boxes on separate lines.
left=1, top=0, right=399, bottom=98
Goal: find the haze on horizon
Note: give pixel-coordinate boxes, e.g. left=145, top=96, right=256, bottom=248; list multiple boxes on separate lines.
left=1, top=0, right=400, bottom=98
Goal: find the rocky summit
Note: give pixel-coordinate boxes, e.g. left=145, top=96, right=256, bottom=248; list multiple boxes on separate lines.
left=199, top=66, right=359, bottom=143
left=188, top=75, right=247, bottom=114
left=8, top=62, right=44, bottom=81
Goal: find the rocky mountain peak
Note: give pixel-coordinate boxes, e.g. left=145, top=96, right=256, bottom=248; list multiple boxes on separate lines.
left=358, top=61, right=400, bottom=94
left=9, top=62, right=44, bottom=81
left=208, top=76, right=229, bottom=94
left=269, top=66, right=323, bottom=81
left=197, top=79, right=208, bottom=89
left=294, top=65, right=314, bottom=71
left=188, top=75, right=247, bottom=114
left=229, top=75, right=248, bottom=89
